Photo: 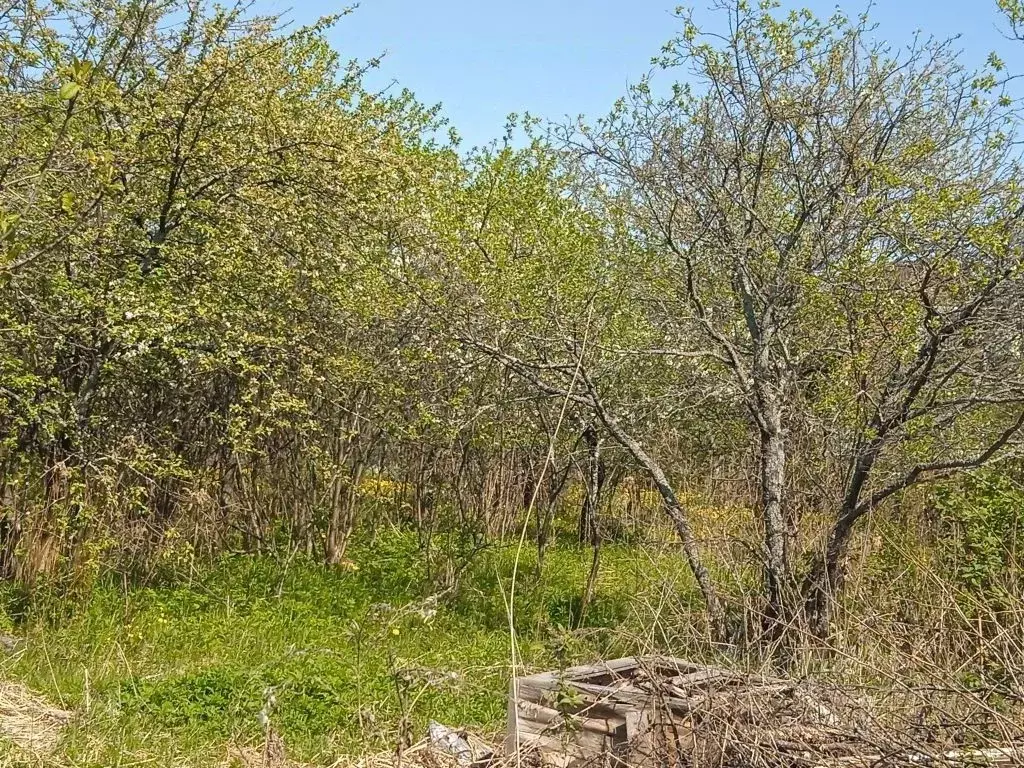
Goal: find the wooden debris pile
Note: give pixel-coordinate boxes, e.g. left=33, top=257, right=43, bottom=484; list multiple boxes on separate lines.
left=507, top=657, right=1022, bottom=767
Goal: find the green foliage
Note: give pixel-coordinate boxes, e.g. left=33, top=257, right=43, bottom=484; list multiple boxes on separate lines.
left=0, top=533, right=694, bottom=764
left=0, top=5, right=1023, bottom=765
left=454, top=539, right=693, bottom=634
left=130, top=667, right=249, bottom=732
left=0, top=0, right=460, bottom=579
left=936, top=471, right=1023, bottom=597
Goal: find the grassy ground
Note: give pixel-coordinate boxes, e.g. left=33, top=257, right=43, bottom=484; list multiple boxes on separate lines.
left=0, top=531, right=701, bottom=766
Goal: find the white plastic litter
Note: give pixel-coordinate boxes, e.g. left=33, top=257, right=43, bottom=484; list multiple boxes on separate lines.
left=428, top=720, right=473, bottom=766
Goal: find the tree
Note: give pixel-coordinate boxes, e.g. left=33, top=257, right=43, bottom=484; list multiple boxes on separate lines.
left=561, top=0, right=1024, bottom=638
left=419, top=138, right=733, bottom=637
left=0, top=0, right=444, bottom=576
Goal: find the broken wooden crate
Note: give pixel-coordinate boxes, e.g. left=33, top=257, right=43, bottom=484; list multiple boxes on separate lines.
left=506, top=656, right=1023, bottom=767
left=506, top=656, right=719, bottom=767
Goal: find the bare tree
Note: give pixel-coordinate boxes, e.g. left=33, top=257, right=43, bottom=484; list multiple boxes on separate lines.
left=564, top=1, right=1024, bottom=637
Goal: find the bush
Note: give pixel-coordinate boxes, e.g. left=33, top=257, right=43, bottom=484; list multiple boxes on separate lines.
left=936, top=470, right=1023, bottom=600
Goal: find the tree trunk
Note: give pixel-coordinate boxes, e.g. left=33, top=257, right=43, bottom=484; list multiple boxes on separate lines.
left=759, top=422, right=791, bottom=636
left=576, top=426, right=606, bottom=627
left=801, top=447, right=879, bottom=636
left=536, top=457, right=572, bottom=578
left=594, top=410, right=726, bottom=639
left=801, top=508, right=857, bottom=636
left=326, top=460, right=364, bottom=566
left=577, top=425, right=605, bottom=545
left=0, top=487, right=18, bottom=581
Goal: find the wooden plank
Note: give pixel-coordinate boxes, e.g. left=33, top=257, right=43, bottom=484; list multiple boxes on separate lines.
left=569, top=681, right=691, bottom=711
left=516, top=725, right=609, bottom=752
left=624, top=708, right=653, bottom=763
left=514, top=699, right=626, bottom=731
left=523, top=656, right=697, bottom=687
left=557, top=657, right=642, bottom=686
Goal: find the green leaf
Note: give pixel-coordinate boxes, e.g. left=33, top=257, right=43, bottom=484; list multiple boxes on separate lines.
left=58, top=81, right=80, bottom=100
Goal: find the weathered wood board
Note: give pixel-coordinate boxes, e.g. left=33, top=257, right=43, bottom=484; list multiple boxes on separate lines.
left=505, top=656, right=701, bottom=767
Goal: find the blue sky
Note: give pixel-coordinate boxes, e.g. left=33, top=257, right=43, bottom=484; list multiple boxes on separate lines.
left=257, top=1, right=1020, bottom=148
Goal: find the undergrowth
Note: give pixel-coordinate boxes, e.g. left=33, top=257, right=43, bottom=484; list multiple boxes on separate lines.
left=0, top=531, right=698, bottom=766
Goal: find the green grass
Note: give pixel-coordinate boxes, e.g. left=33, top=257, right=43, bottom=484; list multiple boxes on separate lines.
left=0, top=531, right=701, bottom=766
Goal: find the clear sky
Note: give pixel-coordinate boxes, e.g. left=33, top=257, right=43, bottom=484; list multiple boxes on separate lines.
left=256, top=1, right=1019, bottom=148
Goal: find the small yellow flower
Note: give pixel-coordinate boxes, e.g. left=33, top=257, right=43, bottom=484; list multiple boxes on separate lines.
left=391, top=627, right=400, bottom=636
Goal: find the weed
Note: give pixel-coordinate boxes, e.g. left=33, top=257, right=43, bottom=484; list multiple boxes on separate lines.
left=0, top=532, right=678, bottom=765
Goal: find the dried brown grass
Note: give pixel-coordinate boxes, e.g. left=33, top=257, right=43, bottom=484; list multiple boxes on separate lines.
left=0, top=681, right=71, bottom=756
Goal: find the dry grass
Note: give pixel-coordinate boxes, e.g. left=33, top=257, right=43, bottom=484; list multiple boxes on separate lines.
left=223, top=731, right=502, bottom=768
left=0, top=681, right=71, bottom=757
left=626, top=671, right=1024, bottom=767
